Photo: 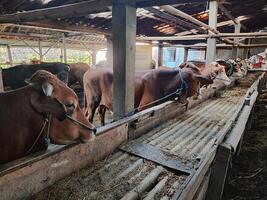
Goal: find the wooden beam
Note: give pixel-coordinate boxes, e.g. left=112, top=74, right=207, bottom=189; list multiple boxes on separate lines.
left=137, top=32, right=267, bottom=41
left=232, top=23, right=241, bottom=58
left=206, top=144, right=232, bottom=200
left=112, top=0, right=136, bottom=120
left=136, top=0, right=207, bottom=8
left=206, top=0, right=218, bottom=65
left=38, top=40, right=43, bottom=61
left=0, top=68, right=3, bottom=92
left=158, top=41, right=163, bottom=66
left=218, top=4, right=238, bottom=25
left=106, top=36, right=113, bottom=68
left=62, top=34, right=67, bottom=63
left=145, top=7, right=206, bottom=33
left=7, top=45, right=13, bottom=66
left=0, top=0, right=111, bottom=23
left=160, top=5, right=238, bottom=46
left=184, top=47, right=189, bottom=62
left=218, top=4, right=248, bottom=31
left=24, top=21, right=111, bottom=35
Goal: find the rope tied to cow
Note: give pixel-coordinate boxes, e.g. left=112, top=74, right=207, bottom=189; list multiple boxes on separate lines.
left=133, top=69, right=191, bottom=112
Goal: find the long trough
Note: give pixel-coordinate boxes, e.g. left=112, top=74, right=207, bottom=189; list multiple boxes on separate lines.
left=0, top=73, right=264, bottom=200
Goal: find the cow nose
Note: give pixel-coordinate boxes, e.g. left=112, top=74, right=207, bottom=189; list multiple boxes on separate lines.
left=92, top=128, right=97, bottom=134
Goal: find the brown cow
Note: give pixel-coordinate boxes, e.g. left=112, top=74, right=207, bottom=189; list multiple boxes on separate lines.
left=181, top=60, right=231, bottom=86
left=83, top=64, right=213, bottom=125
left=0, top=70, right=96, bottom=164
left=68, top=63, right=90, bottom=87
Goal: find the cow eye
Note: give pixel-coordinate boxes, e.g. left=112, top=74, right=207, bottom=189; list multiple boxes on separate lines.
left=66, top=102, right=75, bottom=109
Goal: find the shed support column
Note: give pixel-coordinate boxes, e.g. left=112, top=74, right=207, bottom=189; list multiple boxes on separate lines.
left=7, top=45, right=13, bottom=66
left=206, top=144, right=232, bottom=200
left=158, top=41, right=163, bottom=67
left=0, top=68, right=3, bottom=92
left=183, top=47, right=188, bottom=62
left=38, top=40, right=43, bottom=61
left=106, top=36, right=113, bottom=68
left=206, top=0, right=218, bottom=65
left=232, top=23, right=241, bottom=58
left=62, top=34, right=67, bottom=63
left=112, top=0, right=136, bottom=120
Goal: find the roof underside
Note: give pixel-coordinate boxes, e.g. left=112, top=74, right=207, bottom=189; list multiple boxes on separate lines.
left=0, top=0, right=267, bottom=45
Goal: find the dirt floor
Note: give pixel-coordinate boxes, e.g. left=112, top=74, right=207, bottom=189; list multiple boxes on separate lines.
left=222, top=93, right=267, bottom=200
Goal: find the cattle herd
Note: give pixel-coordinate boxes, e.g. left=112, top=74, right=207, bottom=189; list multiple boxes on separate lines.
left=0, top=58, right=246, bottom=164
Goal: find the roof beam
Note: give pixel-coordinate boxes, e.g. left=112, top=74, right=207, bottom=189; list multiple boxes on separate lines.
left=0, top=0, right=111, bottom=23
left=0, top=0, right=208, bottom=24
left=24, top=21, right=111, bottom=35
left=218, top=4, right=248, bottom=31
left=160, top=5, right=241, bottom=46
left=145, top=7, right=206, bottom=33
left=137, top=32, right=267, bottom=41
left=135, top=0, right=207, bottom=8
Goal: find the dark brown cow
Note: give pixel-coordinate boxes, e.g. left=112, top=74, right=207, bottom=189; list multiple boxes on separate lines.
left=83, top=65, right=213, bottom=125
left=68, top=63, right=90, bottom=87
left=0, top=70, right=95, bottom=164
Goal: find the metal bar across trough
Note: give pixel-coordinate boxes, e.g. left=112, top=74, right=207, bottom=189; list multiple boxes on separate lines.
left=0, top=74, right=264, bottom=200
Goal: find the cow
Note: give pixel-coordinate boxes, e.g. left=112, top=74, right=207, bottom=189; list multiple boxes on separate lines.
left=216, top=59, right=243, bottom=77
left=181, top=60, right=232, bottom=86
left=0, top=70, right=96, bottom=164
left=2, top=63, right=70, bottom=90
left=83, top=64, right=214, bottom=125
left=68, top=63, right=90, bottom=87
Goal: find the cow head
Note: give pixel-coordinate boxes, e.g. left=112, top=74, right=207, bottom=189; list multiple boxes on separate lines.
left=209, top=62, right=231, bottom=86
left=27, top=70, right=95, bottom=144
left=179, top=63, right=214, bottom=103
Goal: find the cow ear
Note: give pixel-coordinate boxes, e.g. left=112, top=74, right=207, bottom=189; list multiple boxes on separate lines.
left=42, top=82, right=54, bottom=97
left=193, top=74, right=213, bottom=85
left=30, top=92, right=66, bottom=121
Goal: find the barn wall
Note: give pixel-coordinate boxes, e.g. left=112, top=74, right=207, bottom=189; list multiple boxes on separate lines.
left=135, top=44, right=153, bottom=70
left=216, top=49, right=232, bottom=59
left=249, top=38, right=267, bottom=56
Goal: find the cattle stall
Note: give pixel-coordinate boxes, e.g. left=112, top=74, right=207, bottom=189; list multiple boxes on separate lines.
left=1, top=0, right=267, bottom=200
left=0, top=72, right=264, bottom=200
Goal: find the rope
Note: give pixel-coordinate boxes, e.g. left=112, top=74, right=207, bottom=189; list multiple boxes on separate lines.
left=26, top=116, right=49, bottom=155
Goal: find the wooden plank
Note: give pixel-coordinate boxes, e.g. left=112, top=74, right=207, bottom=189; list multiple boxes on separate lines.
left=120, top=143, right=193, bottom=174
left=112, top=1, right=136, bottom=120
left=0, top=124, right=128, bottom=200
left=206, top=0, right=218, bottom=65
left=206, top=144, right=232, bottom=200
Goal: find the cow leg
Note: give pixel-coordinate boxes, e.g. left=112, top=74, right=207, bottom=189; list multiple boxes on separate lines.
left=98, top=105, right=107, bottom=126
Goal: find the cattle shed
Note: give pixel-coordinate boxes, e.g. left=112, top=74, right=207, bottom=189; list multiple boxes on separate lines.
left=0, top=0, right=267, bottom=200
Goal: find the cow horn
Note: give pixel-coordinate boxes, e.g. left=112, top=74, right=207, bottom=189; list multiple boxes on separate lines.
left=42, top=82, right=54, bottom=97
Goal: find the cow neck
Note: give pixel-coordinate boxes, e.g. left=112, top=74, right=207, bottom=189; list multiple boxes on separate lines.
left=26, top=113, right=51, bottom=155
left=178, top=69, right=189, bottom=96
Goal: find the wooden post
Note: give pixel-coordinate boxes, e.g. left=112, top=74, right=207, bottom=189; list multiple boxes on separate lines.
left=7, top=45, right=13, bottom=66
left=206, top=144, right=232, bottom=200
left=0, top=68, right=3, bottom=92
left=158, top=41, right=163, bottom=67
left=106, top=36, right=113, bottom=68
left=184, top=47, right=188, bottom=62
left=62, top=34, right=67, bottom=63
left=232, top=23, right=241, bottom=58
left=206, top=0, right=218, bottom=65
left=38, top=39, right=43, bottom=61
left=112, top=0, right=136, bottom=120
